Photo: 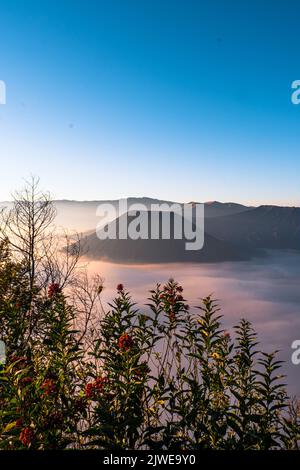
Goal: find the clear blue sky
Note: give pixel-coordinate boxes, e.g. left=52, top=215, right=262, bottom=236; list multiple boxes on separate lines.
left=0, top=0, right=299, bottom=205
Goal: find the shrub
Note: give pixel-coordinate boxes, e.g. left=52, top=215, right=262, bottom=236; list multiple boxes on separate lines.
left=0, top=180, right=299, bottom=450
left=1, top=269, right=299, bottom=449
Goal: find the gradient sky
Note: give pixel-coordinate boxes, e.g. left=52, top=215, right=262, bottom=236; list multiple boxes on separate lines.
left=0, top=0, right=299, bottom=205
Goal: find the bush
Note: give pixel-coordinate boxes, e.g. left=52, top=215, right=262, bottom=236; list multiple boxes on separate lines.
left=0, top=265, right=299, bottom=449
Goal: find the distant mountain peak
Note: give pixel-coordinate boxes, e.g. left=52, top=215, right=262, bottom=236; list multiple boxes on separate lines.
left=205, top=200, right=219, bottom=205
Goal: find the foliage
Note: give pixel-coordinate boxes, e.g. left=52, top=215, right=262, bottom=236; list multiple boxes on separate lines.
left=0, top=180, right=299, bottom=450
left=0, top=265, right=299, bottom=449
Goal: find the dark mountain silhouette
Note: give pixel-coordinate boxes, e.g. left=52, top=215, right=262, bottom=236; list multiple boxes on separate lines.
left=202, top=201, right=253, bottom=218
left=2, top=197, right=296, bottom=264
left=62, top=200, right=300, bottom=264
left=77, top=210, right=253, bottom=263
left=205, top=205, right=300, bottom=250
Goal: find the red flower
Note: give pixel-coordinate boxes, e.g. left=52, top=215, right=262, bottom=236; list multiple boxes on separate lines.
left=118, top=333, right=134, bottom=351
left=169, top=311, right=175, bottom=322
left=223, top=331, right=231, bottom=340
left=85, top=383, right=94, bottom=399
left=41, top=378, right=56, bottom=396
left=160, top=280, right=187, bottom=322
left=95, top=376, right=108, bottom=389
left=19, top=427, right=34, bottom=447
left=85, top=376, right=109, bottom=400
left=117, top=283, right=124, bottom=292
left=48, top=283, right=61, bottom=298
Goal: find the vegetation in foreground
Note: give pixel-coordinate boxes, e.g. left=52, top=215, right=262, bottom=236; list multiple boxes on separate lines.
left=0, top=179, right=299, bottom=450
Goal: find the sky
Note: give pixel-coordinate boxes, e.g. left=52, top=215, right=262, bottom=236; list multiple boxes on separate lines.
left=0, top=0, right=299, bottom=205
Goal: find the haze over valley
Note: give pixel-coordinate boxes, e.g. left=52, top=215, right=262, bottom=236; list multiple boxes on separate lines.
left=31, top=197, right=300, bottom=396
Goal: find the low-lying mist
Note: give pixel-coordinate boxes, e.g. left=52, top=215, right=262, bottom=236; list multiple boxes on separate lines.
left=86, top=250, right=300, bottom=396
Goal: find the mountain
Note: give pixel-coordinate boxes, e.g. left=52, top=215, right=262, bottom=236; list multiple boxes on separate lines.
left=2, top=198, right=299, bottom=263
left=202, top=201, right=253, bottom=218
left=77, top=210, right=253, bottom=263
left=1, top=198, right=253, bottom=231
left=52, top=198, right=253, bottom=232
left=75, top=203, right=299, bottom=264
left=52, top=198, right=180, bottom=232
left=205, top=205, right=300, bottom=250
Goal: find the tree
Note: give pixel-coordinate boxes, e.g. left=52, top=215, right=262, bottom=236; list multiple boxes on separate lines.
left=0, top=176, right=56, bottom=293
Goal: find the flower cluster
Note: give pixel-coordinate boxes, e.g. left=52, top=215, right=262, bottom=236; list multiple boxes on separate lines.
left=40, top=378, right=56, bottom=396
left=48, top=283, right=61, bottom=298
left=19, top=427, right=34, bottom=447
left=159, top=279, right=188, bottom=322
left=118, top=333, right=134, bottom=351
left=85, top=376, right=109, bottom=400
left=222, top=331, right=231, bottom=340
